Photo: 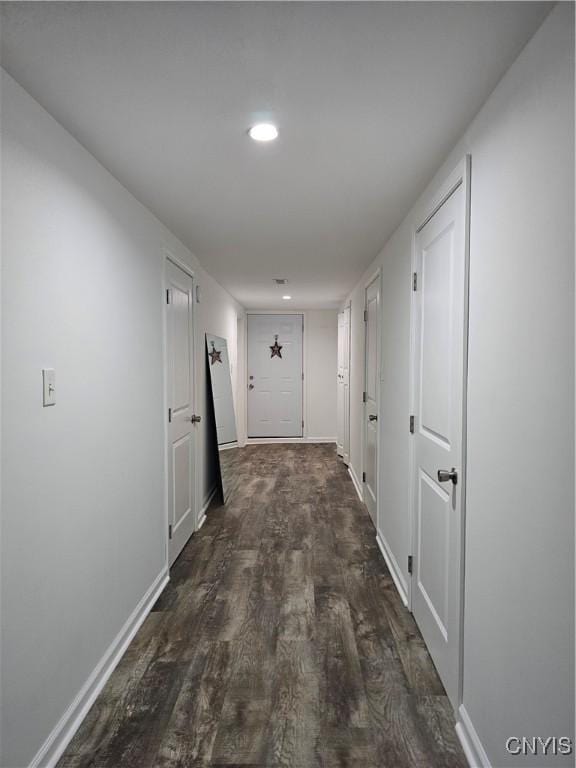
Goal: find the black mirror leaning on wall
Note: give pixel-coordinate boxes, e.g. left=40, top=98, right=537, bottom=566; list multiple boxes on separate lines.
left=205, top=333, right=239, bottom=504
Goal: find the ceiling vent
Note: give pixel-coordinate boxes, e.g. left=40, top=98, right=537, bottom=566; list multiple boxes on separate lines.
left=273, top=278, right=288, bottom=285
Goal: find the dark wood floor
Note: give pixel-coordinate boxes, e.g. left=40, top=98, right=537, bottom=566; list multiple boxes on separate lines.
left=59, top=444, right=466, bottom=768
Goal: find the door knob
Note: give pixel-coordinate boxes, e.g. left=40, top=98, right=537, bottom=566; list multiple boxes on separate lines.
left=437, top=468, right=458, bottom=485
left=369, top=414, right=378, bottom=422
left=188, top=414, right=201, bottom=423
left=248, top=384, right=254, bottom=390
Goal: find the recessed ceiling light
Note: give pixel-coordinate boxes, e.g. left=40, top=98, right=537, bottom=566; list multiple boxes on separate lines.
left=248, top=123, right=279, bottom=142
left=282, top=295, right=292, bottom=300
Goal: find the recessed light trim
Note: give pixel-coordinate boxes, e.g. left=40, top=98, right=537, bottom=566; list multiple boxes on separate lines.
left=282, top=295, right=292, bottom=300
left=249, top=123, right=279, bottom=142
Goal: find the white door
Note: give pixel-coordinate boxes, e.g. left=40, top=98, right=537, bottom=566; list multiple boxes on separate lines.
left=247, top=314, right=303, bottom=438
left=166, top=260, right=198, bottom=566
left=337, top=305, right=351, bottom=464
left=412, top=174, right=468, bottom=708
left=364, top=277, right=380, bottom=525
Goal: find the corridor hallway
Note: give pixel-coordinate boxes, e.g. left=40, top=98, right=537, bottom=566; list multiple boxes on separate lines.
left=59, top=445, right=466, bottom=768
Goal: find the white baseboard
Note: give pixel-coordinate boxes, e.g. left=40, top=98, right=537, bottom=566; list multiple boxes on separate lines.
left=375, top=532, right=409, bottom=607
left=30, top=567, right=169, bottom=768
left=348, top=465, right=363, bottom=502
left=245, top=437, right=336, bottom=445
left=456, top=705, right=491, bottom=768
left=218, top=441, right=238, bottom=451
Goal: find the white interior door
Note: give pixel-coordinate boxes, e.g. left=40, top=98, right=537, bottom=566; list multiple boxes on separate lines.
left=247, top=314, right=303, bottom=438
left=412, top=172, right=468, bottom=708
left=166, top=259, right=197, bottom=566
left=364, top=278, right=380, bottom=525
left=337, top=306, right=351, bottom=464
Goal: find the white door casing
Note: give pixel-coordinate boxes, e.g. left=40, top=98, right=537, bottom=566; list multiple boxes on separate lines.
left=166, top=259, right=198, bottom=566
left=337, top=305, right=351, bottom=463
left=411, top=158, right=470, bottom=709
left=247, top=314, right=303, bottom=438
left=364, top=276, right=380, bottom=526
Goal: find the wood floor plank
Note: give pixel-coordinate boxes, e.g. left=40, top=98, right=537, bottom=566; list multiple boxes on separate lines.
left=58, top=444, right=466, bottom=768
left=156, top=641, right=233, bottom=768
left=278, top=550, right=314, bottom=641
left=263, top=639, right=320, bottom=768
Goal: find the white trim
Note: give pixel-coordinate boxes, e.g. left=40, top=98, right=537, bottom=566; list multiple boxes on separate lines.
left=348, top=465, right=364, bottom=502
left=219, top=441, right=238, bottom=451
left=197, top=484, right=217, bottom=530
left=376, top=533, right=409, bottom=607
left=29, top=568, right=169, bottom=768
left=456, top=705, right=492, bottom=768
left=245, top=436, right=336, bottom=445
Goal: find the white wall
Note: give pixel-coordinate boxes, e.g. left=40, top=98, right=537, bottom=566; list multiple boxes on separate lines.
left=0, top=71, right=244, bottom=768
left=305, top=310, right=338, bottom=441
left=344, top=5, right=574, bottom=766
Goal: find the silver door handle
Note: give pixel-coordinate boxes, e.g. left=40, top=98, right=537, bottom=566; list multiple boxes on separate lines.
left=188, top=414, right=201, bottom=423
left=437, top=468, right=458, bottom=485
left=369, top=414, right=378, bottom=422
left=248, top=384, right=254, bottom=390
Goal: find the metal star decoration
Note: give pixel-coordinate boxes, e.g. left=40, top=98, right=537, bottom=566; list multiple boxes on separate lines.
left=209, top=341, right=222, bottom=365
left=270, top=334, right=283, bottom=359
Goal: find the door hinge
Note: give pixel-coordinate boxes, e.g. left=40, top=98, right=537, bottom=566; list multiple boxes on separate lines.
left=409, top=414, right=415, bottom=434
left=168, top=524, right=173, bottom=540
left=302, top=372, right=304, bottom=381
left=364, top=309, right=368, bottom=322
left=302, top=419, right=304, bottom=428
left=412, top=272, right=418, bottom=291
left=408, top=555, right=413, bottom=575
left=168, top=407, right=172, bottom=423
left=166, top=288, right=171, bottom=304
left=362, top=471, right=366, bottom=483
left=362, top=391, right=367, bottom=403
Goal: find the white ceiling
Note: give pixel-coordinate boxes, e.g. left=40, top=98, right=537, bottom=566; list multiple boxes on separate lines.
left=1, top=2, right=551, bottom=309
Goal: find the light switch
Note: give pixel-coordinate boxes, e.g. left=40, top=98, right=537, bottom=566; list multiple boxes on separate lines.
left=42, top=369, right=56, bottom=406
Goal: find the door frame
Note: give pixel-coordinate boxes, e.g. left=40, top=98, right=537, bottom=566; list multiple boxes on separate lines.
left=337, top=301, right=352, bottom=464
left=361, top=269, right=381, bottom=511
left=244, top=310, right=307, bottom=443
left=162, top=249, right=199, bottom=567
left=407, top=156, right=471, bottom=708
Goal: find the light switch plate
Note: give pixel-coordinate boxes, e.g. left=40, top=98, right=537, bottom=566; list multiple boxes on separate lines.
left=42, top=368, right=56, bottom=406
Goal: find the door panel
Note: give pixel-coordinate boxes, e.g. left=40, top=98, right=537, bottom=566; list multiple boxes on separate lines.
left=412, top=176, right=467, bottom=708
left=247, top=314, right=303, bottom=438
left=173, top=436, right=192, bottom=527
left=364, top=279, right=380, bottom=525
left=420, top=222, right=455, bottom=446
left=341, top=306, right=351, bottom=464
left=166, top=260, right=197, bottom=566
